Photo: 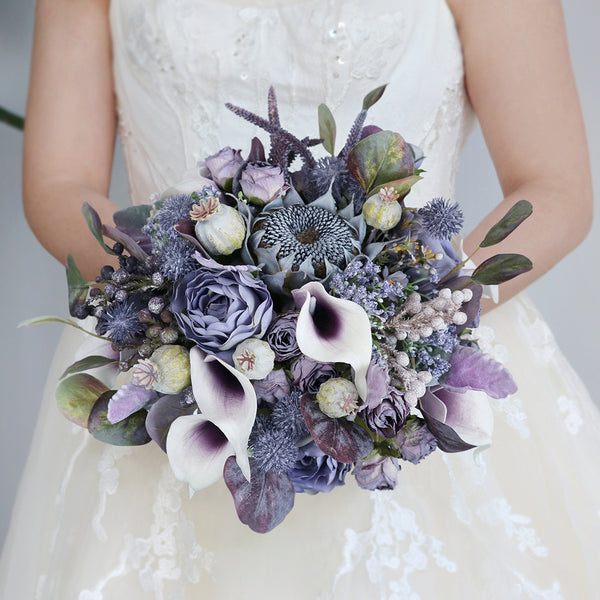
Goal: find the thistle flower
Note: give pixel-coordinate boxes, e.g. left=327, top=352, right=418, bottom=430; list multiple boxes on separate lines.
left=271, top=389, right=309, bottom=442
left=418, top=198, right=464, bottom=241
left=96, top=299, right=144, bottom=346
left=251, top=424, right=299, bottom=475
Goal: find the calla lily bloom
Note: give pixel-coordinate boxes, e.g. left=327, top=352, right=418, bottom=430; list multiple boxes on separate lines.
left=166, top=415, right=236, bottom=491
left=292, top=282, right=372, bottom=400
left=165, top=346, right=257, bottom=490
left=420, top=386, right=494, bottom=452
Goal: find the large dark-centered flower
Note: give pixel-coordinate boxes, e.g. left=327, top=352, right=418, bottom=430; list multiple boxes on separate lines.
left=255, top=204, right=359, bottom=278
left=170, top=255, right=273, bottom=355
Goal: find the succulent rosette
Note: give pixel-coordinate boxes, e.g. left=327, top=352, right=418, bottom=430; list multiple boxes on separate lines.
left=34, top=83, right=533, bottom=534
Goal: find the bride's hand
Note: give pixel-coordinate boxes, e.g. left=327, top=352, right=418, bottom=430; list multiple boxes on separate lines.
left=23, top=0, right=120, bottom=282
left=447, top=0, right=593, bottom=312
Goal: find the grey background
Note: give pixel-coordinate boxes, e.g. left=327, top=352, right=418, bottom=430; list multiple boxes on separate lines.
left=0, top=1, right=598, bottom=551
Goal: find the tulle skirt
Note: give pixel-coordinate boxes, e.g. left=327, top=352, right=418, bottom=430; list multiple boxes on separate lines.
left=1, top=293, right=599, bottom=600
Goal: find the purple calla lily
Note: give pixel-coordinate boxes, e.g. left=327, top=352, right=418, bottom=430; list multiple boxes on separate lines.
left=166, top=414, right=236, bottom=491
left=292, top=282, right=372, bottom=399
left=165, top=347, right=257, bottom=490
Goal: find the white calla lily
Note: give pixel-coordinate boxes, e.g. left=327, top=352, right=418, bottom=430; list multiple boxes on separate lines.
left=292, top=282, right=372, bottom=400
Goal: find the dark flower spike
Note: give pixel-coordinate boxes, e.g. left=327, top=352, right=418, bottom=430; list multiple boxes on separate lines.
left=226, top=96, right=317, bottom=169
left=268, top=86, right=280, bottom=128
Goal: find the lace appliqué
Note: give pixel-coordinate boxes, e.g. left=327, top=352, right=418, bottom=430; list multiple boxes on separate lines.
left=512, top=571, right=565, bottom=600
left=477, top=498, right=549, bottom=558
left=556, top=395, right=584, bottom=435
left=333, top=492, right=456, bottom=600
left=79, top=465, right=213, bottom=599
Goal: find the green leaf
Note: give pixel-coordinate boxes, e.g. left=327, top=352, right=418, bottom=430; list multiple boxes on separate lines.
left=61, top=355, right=118, bottom=379
left=362, top=84, right=388, bottom=111
left=88, top=391, right=152, bottom=446
left=0, top=106, right=24, bottom=131
left=471, top=253, right=533, bottom=285
left=480, top=200, right=533, bottom=248
left=347, top=130, right=414, bottom=195
left=113, top=204, right=154, bottom=234
left=318, top=103, right=336, bottom=155
left=371, top=175, right=423, bottom=199
left=82, top=202, right=115, bottom=254
left=66, top=254, right=90, bottom=317
left=56, top=373, right=110, bottom=428
left=18, top=314, right=108, bottom=340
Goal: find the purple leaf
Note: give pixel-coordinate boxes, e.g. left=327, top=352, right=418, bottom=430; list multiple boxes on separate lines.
left=102, top=223, right=149, bottom=262
left=300, top=395, right=374, bottom=463
left=224, top=456, right=295, bottom=533
left=442, top=346, right=517, bottom=399
left=107, top=383, right=156, bottom=424
left=145, top=394, right=197, bottom=452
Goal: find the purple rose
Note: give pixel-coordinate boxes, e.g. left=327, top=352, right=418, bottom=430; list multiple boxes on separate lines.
left=396, top=417, right=438, bottom=464
left=204, top=147, right=244, bottom=188
left=363, top=388, right=410, bottom=438
left=288, top=442, right=351, bottom=493
left=290, top=356, right=338, bottom=395
left=266, top=312, right=301, bottom=361
left=364, top=361, right=389, bottom=410
left=354, top=454, right=400, bottom=491
left=240, top=163, right=288, bottom=205
left=252, top=368, right=291, bottom=407
left=170, top=257, right=273, bottom=355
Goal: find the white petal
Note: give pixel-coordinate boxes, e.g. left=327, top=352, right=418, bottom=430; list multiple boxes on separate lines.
left=166, top=414, right=234, bottom=491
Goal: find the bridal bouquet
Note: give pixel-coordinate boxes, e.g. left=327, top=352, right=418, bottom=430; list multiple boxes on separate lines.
left=26, top=86, right=533, bottom=532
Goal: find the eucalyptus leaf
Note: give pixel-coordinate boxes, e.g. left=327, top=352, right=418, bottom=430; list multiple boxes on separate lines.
left=18, top=315, right=107, bottom=340
left=56, top=373, right=109, bottom=428
left=102, top=223, right=149, bottom=262
left=82, top=202, right=115, bottom=254
left=88, top=391, right=152, bottom=446
left=362, top=84, right=388, bottom=111
left=480, top=200, right=533, bottom=248
left=61, top=355, right=119, bottom=380
left=471, top=253, right=533, bottom=285
left=347, top=130, right=414, bottom=195
left=66, top=254, right=90, bottom=317
left=318, top=103, right=336, bottom=155
left=0, top=106, right=24, bottom=130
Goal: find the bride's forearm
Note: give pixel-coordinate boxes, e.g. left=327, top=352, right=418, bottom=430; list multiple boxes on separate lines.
left=23, top=180, right=122, bottom=282
left=462, top=179, right=593, bottom=313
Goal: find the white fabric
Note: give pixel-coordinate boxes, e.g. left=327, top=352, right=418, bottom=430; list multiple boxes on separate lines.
left=2, top=0, right=600, bottom=598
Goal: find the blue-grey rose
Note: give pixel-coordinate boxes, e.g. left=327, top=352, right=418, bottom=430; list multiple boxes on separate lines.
left=170, top=256, right=273, bottom=355
left=240, top=163, right=288, bottom=205
left=290, top=356, right=338, bottom=395
left=252, top=368, right=291, bottom=407
left=266, top=312, right=301, bottom=361
left=363, top=387, right=410, bottom=438
left=204, top=147, right=244, bottom=188
left=288, top=441, right=351, bottom=494
left=354, top=454, right=399, bottom=491
left=396, top=417, right=438, bottom=464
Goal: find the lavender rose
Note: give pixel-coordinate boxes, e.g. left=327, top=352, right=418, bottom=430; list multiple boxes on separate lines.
left=266, top=312, right=301, bottom=361
left=396, top=417, right=438, bottom=465
left=288, top=441, right=351, bottom=494
left=290, top=356, right=338, bottom=395
left=170, top=256, right=273, bottom=355
left=240, top=163, right=288, bottom=205
left=204, top=147, right=244, bottom=188
left=363, top=388, right=410, bottom=438
left=354, top=454, right=400, bottom=491
left=252, top=368, right=291, bottom=407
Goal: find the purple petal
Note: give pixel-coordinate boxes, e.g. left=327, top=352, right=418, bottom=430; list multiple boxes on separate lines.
left=223, top=456, right=295, bottom=533
left=300, top=395, right=374, bottom=463
left=364, top=361, right=389, bottom=409
left=190, top=347, right=256, bottom=481
left=145, top=393, right=197, bottom=452
left=166, top=414, right=234, bottom=490
left=107, top=383, right=156, bottom=424
left=442, top=346, right=517, bottom=399
left=292, top=282, right=372, bottom=399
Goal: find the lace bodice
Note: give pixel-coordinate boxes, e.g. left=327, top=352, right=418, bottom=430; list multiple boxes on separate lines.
left=110, top=0, right=475, bottom=207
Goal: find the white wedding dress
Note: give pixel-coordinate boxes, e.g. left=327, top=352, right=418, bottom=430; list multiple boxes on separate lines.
left=2, top=0, right=600, bottom=598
